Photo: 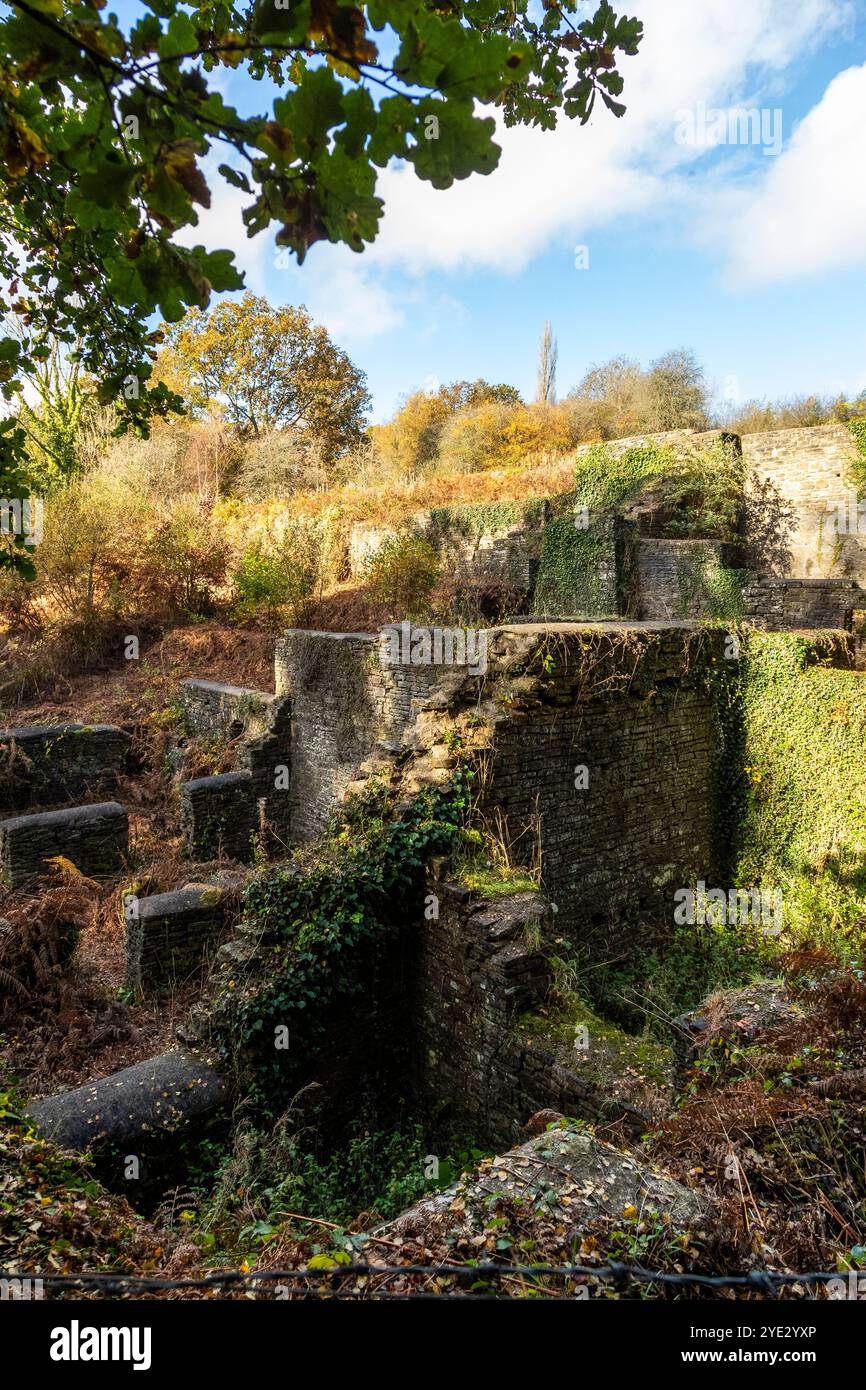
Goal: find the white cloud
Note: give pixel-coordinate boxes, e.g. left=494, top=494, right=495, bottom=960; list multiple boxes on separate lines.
left=717, top=62, right=866, bottom=286
left=175, top=167, right=270, bottom=293
left=297, top=256, right=405, bottom=340
left=362, top=0, right=851, bottom=277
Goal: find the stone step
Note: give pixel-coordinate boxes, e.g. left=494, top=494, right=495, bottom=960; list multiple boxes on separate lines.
left=0, top=801, right=128, bottom=888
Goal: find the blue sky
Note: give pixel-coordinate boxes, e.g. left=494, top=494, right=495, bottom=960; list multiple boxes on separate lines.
left=180, top=0, right=866, bottom=420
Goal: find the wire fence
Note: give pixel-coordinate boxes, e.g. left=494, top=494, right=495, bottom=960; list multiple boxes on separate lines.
left=2, top=1261, right=847, bottom=1298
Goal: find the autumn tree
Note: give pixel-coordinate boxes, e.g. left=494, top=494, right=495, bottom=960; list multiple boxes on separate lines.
left=158, top=293, right=370, bottom=463
left=567, top=350, right=709, bottom=438
left=0, top=0, right=641, bottom=566
left=370, top=378, right=523, bottom=476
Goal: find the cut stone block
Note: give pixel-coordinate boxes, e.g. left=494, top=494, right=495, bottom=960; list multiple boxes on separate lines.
left=179, top=770, right=258, bottom=861
left=0, top=801, right=128, bottom=887
left=125, top=885, right=227, bottom=992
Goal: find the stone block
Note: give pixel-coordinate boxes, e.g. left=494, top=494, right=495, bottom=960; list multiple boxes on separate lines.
left=125, top=886, right=227, bottom=992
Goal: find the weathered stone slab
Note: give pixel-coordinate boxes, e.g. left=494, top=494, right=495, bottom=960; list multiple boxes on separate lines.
left=179, top=770, right=258, bottom=861
left=25, top=1049, right=226, bottom=1153
left=0, top=801, right=128, bottom=887
left=125, top=886, right=227, bottom=992
left=0, top=723, right=131, bottom=810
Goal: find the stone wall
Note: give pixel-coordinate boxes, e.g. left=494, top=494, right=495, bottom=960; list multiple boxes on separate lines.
left=742, top=424, right=866, bottom=580
left=179, top=680, right=278, bottom=740
left=634, top=539, right=728, bottom=620
left=413, top=886, right=656, bottom=1147
left=534, top=516, right=623, bottom=618
left=274, top=629, right=461, bottom=842
left=125, top=886, right=228, bottom=992
left=743, top=577, right=862, bottom=630
left=180, top=771, right=259, bottom=861
left=478, top=626, right=726, bottom=958
left=0, top=801, right=129, bottom=887
left=348, top=500, right=548, bottom=598
left=179, top=681, right=292, bottom=844
left=0, top=723, right=130, bottom=811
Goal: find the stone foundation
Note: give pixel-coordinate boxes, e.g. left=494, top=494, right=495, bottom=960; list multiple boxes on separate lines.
left=125, top=886, right=228, bottom=992
left=0, top=723, right=131, bottom=811
left=0, top=801, right=128, bottom=887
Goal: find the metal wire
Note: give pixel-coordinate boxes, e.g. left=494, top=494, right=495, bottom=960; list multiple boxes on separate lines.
left=1, top=1260, right=844, bottom=1295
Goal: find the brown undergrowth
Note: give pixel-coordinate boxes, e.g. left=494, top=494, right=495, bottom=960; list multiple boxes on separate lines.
left=653, top=949, right=866, bottom=1273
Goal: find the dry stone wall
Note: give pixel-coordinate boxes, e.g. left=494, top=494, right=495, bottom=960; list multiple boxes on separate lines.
left=413, top=886, right=654, bottom=1146
left=0, top=801, right=128, bottom=887
left=742, top=577, right=861, bottom=630
left=742, top=424, right=866, bottom=580
left=634, top=539, right=728, bottom=620
left=0, top=723, right=131, bottom=811
left=274, top=629, right=462, bottom=842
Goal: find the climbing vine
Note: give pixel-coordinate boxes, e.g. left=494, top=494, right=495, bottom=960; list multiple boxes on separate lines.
left=204, top=772, right=472, bottom=1110
left=847, top=418, right=866, bottom=496
left=736, top=631, right=866, bottom=947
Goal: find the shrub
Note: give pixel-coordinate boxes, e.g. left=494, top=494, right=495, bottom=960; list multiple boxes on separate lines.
left=365, top=529, right=440, bottom=619
left=232, top=539, right=318, bottom=626
left=141, top=497, right=229, bottom=618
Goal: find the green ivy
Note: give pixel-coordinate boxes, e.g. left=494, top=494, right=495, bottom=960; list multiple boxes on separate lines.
left=534, top=515, right=617, bottom=616
left=205, top=772, right=472, bottom=1110
left=846, top=419, right=866, bottom=495
left=736, top=631, right=866, bottom=948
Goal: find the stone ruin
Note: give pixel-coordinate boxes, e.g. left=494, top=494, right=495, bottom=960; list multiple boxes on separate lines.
left=10, top=420, right=866, bottom=1225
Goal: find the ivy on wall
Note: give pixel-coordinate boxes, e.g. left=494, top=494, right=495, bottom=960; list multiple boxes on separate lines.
left=570, top=439, right=743, bottom=540
left=736, top=631, right=866, bottom=946
left=533, top=516, right=617, bottom=617
left=203, top=773, right=471, bottom=1111
left=674, top=553, right=745, bottom=622
left=847, top=418, right=866, bottom=495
